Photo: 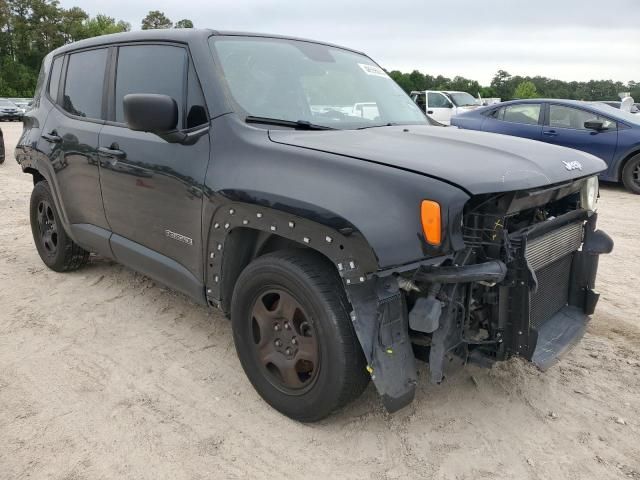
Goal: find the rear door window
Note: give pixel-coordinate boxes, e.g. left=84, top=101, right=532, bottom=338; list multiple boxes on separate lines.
left=114, top=45, right=187, bottom=126
left=62, top=48, right=108, bottom=119
left=501, top=104, right=541, bottom=125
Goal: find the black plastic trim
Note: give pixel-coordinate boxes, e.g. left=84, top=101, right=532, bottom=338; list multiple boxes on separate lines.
left=110, top=234, right=206, bottom=305
left=69, top=224, right=114, bottom=259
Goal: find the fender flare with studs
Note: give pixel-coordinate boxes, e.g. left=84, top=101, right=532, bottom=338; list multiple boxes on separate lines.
left=204, top=202, right=379, bottom=306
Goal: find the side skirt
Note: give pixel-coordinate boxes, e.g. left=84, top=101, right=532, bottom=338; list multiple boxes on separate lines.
left=110, top=234, right=207, bottom=305
left=69, top=223, right=207, bottom=306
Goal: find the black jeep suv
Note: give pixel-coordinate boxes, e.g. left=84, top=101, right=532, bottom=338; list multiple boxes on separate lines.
left=16, top=29, right=613, bottom=421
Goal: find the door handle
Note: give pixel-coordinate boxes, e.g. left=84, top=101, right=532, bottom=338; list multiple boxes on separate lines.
left=41, top=132, right=61, bottom=143
left=542, top=130, right=557, bottom=136
left=97, top=146, right=126, bottom=159
left=427, top=110, right=434, bottom=114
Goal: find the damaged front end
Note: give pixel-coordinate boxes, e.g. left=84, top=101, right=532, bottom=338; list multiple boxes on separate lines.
left=346, top=177, right=613, bottom=413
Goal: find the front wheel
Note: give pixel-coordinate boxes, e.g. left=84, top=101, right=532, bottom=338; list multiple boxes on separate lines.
left=621, top=154, right=640, bottom=194
left=29, top=181, right=89, bottom=271
left=231, top=250, right=369, bottom=422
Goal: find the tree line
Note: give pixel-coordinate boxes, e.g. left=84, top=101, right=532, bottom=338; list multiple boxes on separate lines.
left=388, top=69, right=640, bottom=102
left=0, top=0, right=192, bottom=97
left=1, top=0, right=638, bottom=102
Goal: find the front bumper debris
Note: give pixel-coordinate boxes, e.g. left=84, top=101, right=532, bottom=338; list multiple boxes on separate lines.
left=345, top=210, right=612, bottom=414
left=414, top=259, right=507, bottom=284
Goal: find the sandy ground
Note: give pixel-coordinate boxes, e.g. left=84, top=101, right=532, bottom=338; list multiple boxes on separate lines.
left=0, top=121, right=639, bottom=480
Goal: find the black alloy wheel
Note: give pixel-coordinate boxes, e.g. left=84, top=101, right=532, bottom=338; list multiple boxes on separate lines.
left=35, top=199, right=59, bottom=257
left=29, top=181, right=89, bottom=271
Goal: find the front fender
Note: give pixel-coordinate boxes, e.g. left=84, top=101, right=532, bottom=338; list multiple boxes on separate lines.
left=206, top=115, right=470, bottom=271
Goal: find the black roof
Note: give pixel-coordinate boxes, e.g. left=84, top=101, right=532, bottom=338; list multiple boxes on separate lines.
left=50, top=28, right=365, bottom=56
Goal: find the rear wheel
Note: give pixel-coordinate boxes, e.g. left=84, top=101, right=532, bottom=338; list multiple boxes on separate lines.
left=621, top=154, right=640, bottom=194
left=231, top=249, right=369, bottom=422
left=29, top=181, right=89, bottom=271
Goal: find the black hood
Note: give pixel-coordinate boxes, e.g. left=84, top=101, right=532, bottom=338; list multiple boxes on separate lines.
left=269, top=125, right=607, bottom=195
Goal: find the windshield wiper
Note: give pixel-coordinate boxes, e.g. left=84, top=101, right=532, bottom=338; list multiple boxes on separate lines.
left=356, top=122, right=397, bottom=130
left=245, top=116, right=334, bottom=130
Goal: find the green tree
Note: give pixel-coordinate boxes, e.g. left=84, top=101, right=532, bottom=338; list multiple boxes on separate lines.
left=388, top=70, right=417, bottom=93
left=174, top=19, right=193, bottom=28
left=0, top=0, right=129, bottom=97
left=448, top=76, right=482, bottom=96
left=514, top=80, right=538, bottom=99
left=141, top=10, right=172, bottom=30
left=83, top=14, right=130, bottom=38
left=490, top=69, right=513, bottom=100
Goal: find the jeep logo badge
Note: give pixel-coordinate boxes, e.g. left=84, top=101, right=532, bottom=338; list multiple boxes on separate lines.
left=563, top=160, right=583, bottom=171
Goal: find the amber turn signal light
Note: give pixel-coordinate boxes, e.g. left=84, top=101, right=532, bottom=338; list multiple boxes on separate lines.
left=421, top=200, right=442, bottom=246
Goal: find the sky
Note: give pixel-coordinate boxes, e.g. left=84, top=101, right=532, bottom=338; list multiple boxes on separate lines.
left=61, top=0, right=640, bottom=85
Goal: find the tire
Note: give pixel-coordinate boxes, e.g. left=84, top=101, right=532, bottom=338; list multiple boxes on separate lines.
left=29, top=181, right=89, bottom=272
left=621, top=154, right=640, bottom=194
left=231, top=249, right=369, bottom=422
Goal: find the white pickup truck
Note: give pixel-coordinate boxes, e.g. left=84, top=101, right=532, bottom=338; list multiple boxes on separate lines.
left=410, top=90, right=481, bottom=125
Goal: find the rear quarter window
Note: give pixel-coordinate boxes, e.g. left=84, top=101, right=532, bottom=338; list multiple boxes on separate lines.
left=48, top=56, right=63, bottom=101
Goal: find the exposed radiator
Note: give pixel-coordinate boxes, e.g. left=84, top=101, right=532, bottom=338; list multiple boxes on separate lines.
left=525, top=221, right=584, bottom=271
left=529, top=254, right=573, bottom=330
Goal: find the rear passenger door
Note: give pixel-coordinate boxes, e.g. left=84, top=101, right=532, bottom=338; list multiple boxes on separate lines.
left=482, top=103, right=543, bottom=141
left=40, top=48, right=111, bottom=238
left=98, top=43, right=210, bottom=289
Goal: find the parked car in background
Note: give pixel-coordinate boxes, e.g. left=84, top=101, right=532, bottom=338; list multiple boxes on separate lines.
left=452, top=99, right=640, bottom=193
left=0, top=99, right=22, bottom=121
left=0, top=126, right=4, bottom=164
left=9, top=98, right=32, bottom=116
left=410, top=90, right=480, bottom=124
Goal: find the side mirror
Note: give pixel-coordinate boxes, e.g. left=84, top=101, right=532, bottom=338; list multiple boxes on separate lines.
left=584, top=120, right=605, bottom=131
left=123, top=94, right=178, bottom=134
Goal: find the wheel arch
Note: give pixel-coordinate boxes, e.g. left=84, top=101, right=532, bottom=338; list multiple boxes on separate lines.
left=23, top=167, right=46, bottom=185
left=204, top=202, right=379, bottom=314
left=20, top=157, right=74, bottom=239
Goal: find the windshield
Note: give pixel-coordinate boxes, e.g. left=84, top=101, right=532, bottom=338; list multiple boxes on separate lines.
left=445, top=92, right=478, bottom=107
left=209, top=36, right=428, bottom=129
left=589, top=102, right=640, bottom=126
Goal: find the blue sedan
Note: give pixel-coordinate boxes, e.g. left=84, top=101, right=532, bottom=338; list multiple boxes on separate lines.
left=451, top=99, right=640, bottom=193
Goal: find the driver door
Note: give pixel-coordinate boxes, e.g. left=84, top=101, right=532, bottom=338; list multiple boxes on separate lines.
left=98, top=43, right=210, bottom=287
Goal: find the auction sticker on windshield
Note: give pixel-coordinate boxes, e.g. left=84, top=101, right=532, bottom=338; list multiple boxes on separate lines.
left=358, top=63, right=389, bottom=78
